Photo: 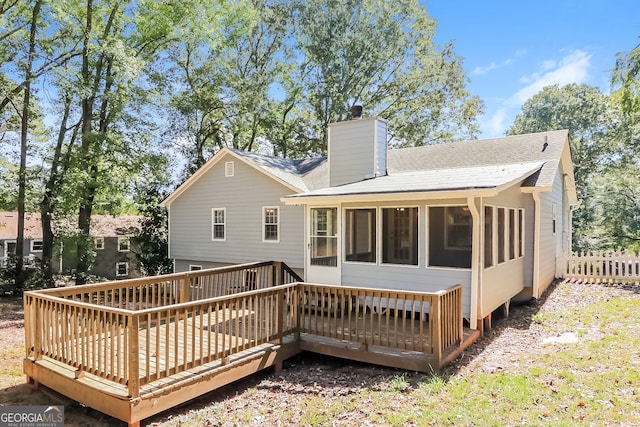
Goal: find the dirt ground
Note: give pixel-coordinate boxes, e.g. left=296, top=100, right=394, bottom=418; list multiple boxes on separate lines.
left=1, top=279, right=638, bottom=426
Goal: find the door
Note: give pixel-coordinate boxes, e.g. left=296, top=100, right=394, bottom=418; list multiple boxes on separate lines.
left=306, top=207, right=341, bottom=284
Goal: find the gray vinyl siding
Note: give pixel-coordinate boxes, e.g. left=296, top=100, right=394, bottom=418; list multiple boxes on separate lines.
left=329, top=118, right=384, bottom=186
left=375, top=120, right=387, bottom=176
left=168, top=153, right=304, bottom=272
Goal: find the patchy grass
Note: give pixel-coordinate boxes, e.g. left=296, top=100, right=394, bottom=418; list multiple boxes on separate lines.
left=1, top=282, right=640, bottom=426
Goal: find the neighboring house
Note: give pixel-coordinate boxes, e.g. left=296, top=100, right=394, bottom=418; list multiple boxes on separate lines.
left=0, top=212, right=142, bottom=280
left=163, top=117, right=578, bottom=330
left=0, top=212, right=43, bottom=268
left=57, top=215, right=143, bottom=280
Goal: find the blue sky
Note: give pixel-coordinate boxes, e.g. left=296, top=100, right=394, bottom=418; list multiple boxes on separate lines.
left=424, top=0, right=640, bottom=138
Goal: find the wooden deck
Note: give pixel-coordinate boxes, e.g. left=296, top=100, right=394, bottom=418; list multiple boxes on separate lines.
left=23, top=261, right=478, bottom=426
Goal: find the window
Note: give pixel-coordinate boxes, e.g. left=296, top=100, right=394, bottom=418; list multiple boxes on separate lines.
left=263, top=207, right=279, bottom=242
left=345, top=208, right=376, bottom=263
left=118, top=237, right=130, bottom=252
left=310, top=208, right=338, bottom=266
left=445, top=207, right=472, bottom=250
left=116, top=262, right=129, bottom=277
left=552, top=203, right=557, bottom=234
left=484, top=206, right=494, bottom=268
left=518, top=209, right=525, bottom=258
left=189, top=265, right=202, bottom=271
left=212, top=208, right=226, bottom=240
left=30, top=240, right=43, bottom=252
left=382, top=207, right=418, bottom=266
left=509, top=208, right=516, bottom=260
left=429, top=206, right=471, bottom=268
left=95, top=237, right=104, bottom=250
left=225, top=161, right=234, bottom=177
left=497, top=208, right=505, bottom=263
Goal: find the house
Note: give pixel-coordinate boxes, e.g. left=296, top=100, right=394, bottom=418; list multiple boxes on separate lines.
left=162, top=117, right=578, bottom=330
left=0, top=212, right=43, bottom=268
left=0, top=212, right=143, bottom=280
left=56, top=215, right=143, bottom=280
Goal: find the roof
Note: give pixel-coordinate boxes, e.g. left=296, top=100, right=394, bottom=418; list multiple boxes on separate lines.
left=0, top=212, right=42, bottom=239
left=55, top=215, right=142, bottom=237
left=161, top=147, right=327, bottom=206
left=285, top=162, right=544, bottom=200
left=0, top=212, right=141, bottom=239
left=162, top=129, right=575, bottom=205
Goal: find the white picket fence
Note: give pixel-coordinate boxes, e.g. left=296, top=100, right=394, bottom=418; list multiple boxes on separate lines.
left=560, top=251, right=640, bottom=282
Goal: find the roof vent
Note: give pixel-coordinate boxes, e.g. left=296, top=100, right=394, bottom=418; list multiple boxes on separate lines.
left=350, top=105, right=363, bottom=119
left=542, top=135, right=548, bottom=152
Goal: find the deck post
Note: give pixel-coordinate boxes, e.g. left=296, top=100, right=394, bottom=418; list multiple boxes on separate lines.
left=273, top=262, right=283, bottom=286
left=128, top=313, right=140, bottom=399
left=430, top=294, right=443, bottom=365
left=276, top=288, right=284, bottom=344
left=179, top=274, right=190, bottom=304
left=33, top=297, right=42, bottom=361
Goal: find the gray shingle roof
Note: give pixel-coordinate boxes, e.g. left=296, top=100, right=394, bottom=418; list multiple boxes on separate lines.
left=205, top=130, right=569, bottom=197
left=286, top=162, right=544, bottom=198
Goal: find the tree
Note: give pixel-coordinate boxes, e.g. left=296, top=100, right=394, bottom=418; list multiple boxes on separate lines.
left=507, top=84, right=622, bottom=251
left=133, top=185, right=173, bottom=276
left=292, top=0, right=482, bottom=151
left=612, top=40, right=640, bottom=117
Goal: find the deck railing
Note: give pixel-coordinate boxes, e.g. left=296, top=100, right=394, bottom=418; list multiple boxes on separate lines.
left=560, top=251, right=640, bottom=282
left=297, top=283, right=463, bottom=361
left=24, top=262, right=463, bottom=399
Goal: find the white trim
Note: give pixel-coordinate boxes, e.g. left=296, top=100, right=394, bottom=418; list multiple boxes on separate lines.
left=117, top=237, right=130, bottom=252
left=116, top=261, right=129, bottom=277
left=380, top=205, right=420, bottom=267
left=225, top=161, right=235, bottom=177
left=262, top=206, right=280, bottom=243
left=162, top=148, right=304, bottom=207
left=95, top=237, right=104, bottom=250
left=532, top=191, right=542, bottom=298
left=343, top=206, right=377, bottom=265
left=518, top=208, right=525, bottom=258
left=30, top=239, right=43, bottom=252
left=467, top=196, right=480, bottom=330
left=211, top=208, right=226, bottom=241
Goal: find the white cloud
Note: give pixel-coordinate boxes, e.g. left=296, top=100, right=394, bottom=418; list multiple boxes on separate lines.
left=485, top=108, right=508, bottom=136
left=510, top=50, right=591, bottom=104
left=472, top=50, right=528, bottom=76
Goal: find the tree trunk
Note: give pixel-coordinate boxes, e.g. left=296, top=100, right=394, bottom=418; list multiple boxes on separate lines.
left=15, top=0, right=43, bottom=291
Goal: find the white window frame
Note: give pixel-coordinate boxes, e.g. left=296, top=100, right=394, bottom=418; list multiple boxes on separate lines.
left=343, top=206, right=377, bottom=264
left=95, top=237, right=104, bottom=250
left=483, top=204, right=496, bottom=269
left=189, top=265, right=202, bottom=271
left=212, top=208, right=226, bottom=241
left=30, top=240, right=43, bottom=252
left=116, top=262, right=129, bottom=277
left=117, top=237, right=130, bottom=252
left=518, top=208, right=525, bottom=258
left=552, top=203, right=557, bottom=235
left=380, top=206, right=420, bottom=268
left=262, top=206, right=280, bottom=243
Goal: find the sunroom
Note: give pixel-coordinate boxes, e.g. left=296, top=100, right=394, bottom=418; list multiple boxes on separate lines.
left=283, top=162, right=541, bottom=330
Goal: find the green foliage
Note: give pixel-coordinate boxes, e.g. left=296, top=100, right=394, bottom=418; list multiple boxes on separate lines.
left=132, top=185, right=173, bottom=276
left=507, top=83, right=640, bottom=251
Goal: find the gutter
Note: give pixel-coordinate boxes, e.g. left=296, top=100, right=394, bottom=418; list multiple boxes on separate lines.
left=467, top=196, right=480, bottom=330
left=532, top=191, right=541, bottom=298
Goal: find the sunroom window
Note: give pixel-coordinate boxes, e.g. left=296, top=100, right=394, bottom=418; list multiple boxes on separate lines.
left=382, top=207, right=418, bottom=266
left=345, top=208, right=376, bottom=262
left=429, top=206, right=471, bottom=268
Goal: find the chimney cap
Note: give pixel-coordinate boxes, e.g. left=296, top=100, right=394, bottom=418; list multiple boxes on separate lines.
left=350, top=105, right=363, bottom=119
